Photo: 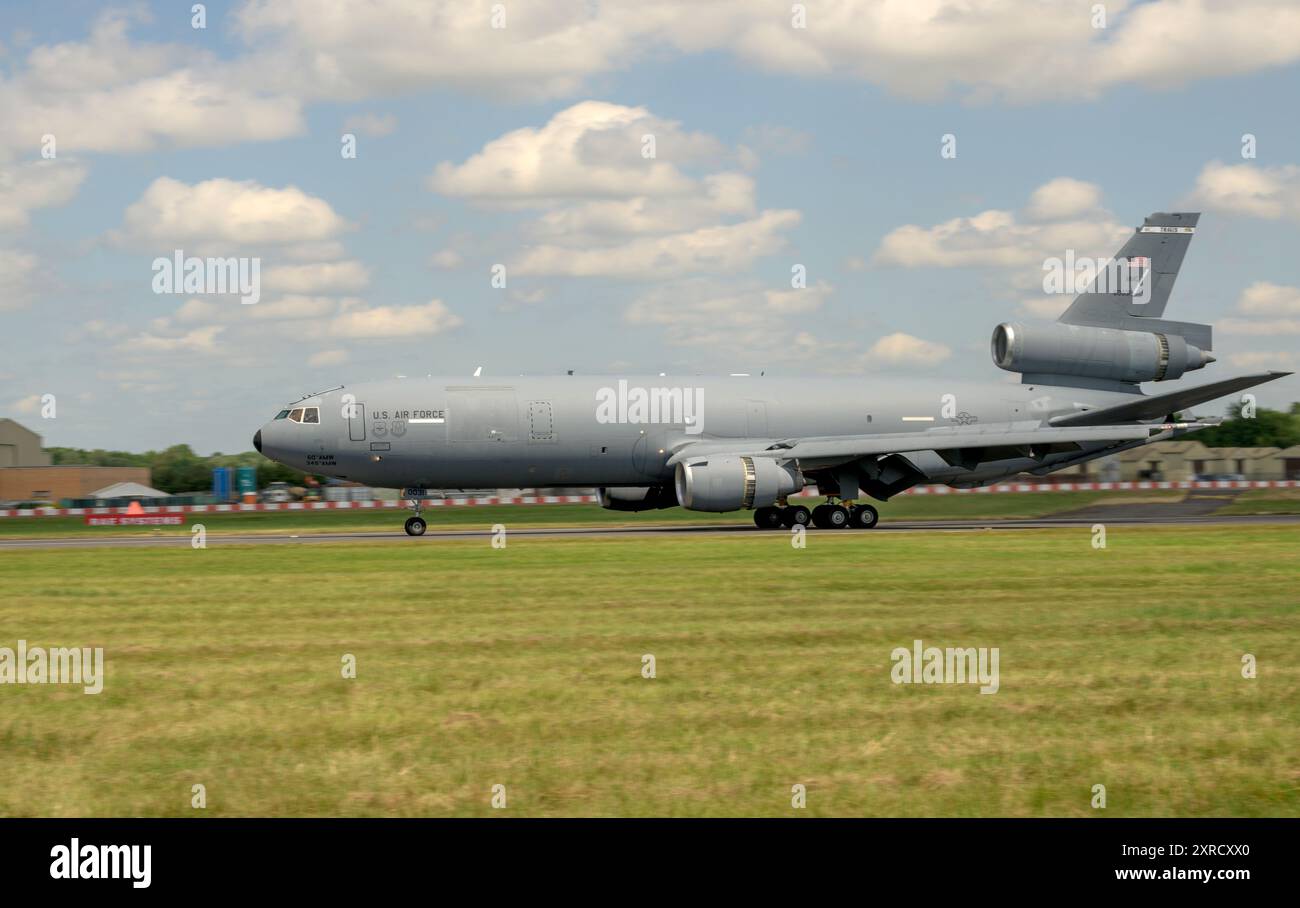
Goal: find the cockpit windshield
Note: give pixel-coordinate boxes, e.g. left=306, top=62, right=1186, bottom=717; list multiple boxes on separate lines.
left=279, top=406, right=319, bottom=424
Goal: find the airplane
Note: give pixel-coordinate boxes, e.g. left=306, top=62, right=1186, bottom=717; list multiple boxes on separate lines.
left=253, top=212, right=1290, bottom=536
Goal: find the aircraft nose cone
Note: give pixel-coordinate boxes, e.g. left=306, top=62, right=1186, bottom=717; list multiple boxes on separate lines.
left=253, top=429, right=262, bottom=453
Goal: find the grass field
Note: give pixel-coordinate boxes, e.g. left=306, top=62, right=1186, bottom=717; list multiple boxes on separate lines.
left=4, top=488, right=1289, bottom=538
left=1, top=524, right=1297, bottom=816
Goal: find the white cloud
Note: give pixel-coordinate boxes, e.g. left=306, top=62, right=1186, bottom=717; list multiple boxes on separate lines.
left=249, top=296, right=347, bottom=321
left=873, top=179, right=1125, bottom=270
left=531, top=173, right=756, bottom=240
left=327, top=299, right=462, bottom=338
left=433, top=101, right=797, bottom=280
left=626, top=279, right=834, bottom=355
left=1219, top=318, right=1300, bottom=335
left=429, top=101, right=720, bottom=202
left=1215, top=283, right=1300, bottom=337
left=113, top=177, right=351, bottom=252
left=1236, top=281, right=1300, bottom=316
left=10, top=394, right=42, bottom=415
left=263, top=261, right=369, bottom=294
left=0, top=13, right=303, bottom=154
left=1186, top=161, right=1300, bottom=221
left=514, top=210, right=799, bottom=279
left=237, top=1, right=1300, bottom=107
left=0, top=158, right=86, bottom=230
left=6, top=3, right=1300, bottom=165
left=119, top=325, right=226, bottom=354
left=864, top=332, right=952, bottom=367
left=1024, top=178, right=1103, bottom=222
left=1225, top=350, right=1298, bottom=371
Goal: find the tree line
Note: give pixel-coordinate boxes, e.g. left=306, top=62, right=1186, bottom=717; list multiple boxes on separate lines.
left=46, top=446, right=315, bottom=495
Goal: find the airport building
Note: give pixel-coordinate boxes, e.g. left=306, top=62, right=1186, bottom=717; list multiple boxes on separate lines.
left=0, top=418, right=152, bottom=504
left=1001, top=440, right=1299, bottom=483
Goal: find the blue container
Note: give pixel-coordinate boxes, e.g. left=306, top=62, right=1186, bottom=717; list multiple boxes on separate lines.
left=236, top=466, right=258, bottom=497
left=212, top=467, right=232, bottom=502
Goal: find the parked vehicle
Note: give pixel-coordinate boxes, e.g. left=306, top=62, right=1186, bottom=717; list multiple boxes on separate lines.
left=259, top=482, right=297, bottom=503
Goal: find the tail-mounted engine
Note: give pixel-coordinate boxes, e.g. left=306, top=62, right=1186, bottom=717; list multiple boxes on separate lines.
left=992, top=321, right=1213, bottom=384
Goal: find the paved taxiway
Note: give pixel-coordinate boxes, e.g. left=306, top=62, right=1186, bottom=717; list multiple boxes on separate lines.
left=1, top=514, right=1296, bottom=549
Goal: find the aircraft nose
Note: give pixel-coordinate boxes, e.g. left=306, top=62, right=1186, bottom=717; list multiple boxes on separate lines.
left=253, top=429, right=262, bottom=453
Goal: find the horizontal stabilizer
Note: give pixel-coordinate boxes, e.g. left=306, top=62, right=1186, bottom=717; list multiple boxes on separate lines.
left=1049, top=371, right=1291, bottom=427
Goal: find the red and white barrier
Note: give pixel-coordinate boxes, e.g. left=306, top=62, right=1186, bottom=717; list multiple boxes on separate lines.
left=0, top=495, right=601, bottom=518
left=1, top=481, right=1295, bottom=518
left=893, top=479, right=1300, bottom=495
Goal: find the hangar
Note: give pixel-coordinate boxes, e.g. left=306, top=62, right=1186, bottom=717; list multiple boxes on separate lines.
left=0, top=418, right=152, bottom=504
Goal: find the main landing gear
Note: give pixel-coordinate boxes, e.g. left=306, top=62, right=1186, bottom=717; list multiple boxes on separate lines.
left=753, top=500, right=878, bottom=530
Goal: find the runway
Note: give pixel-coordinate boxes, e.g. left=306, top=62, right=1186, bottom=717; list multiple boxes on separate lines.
left=2, top=513, right=1297, bottom=549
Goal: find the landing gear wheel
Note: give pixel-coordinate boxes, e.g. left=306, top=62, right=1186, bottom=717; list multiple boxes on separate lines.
left=849, top=504, right=879, bottom=529
left=811, top=504, right=829, bottom=528
left=812, top=504, right=849, bottom=529
left=780, top=505, right=811, bottom=528
left=753, top=507, right=784, bottom=529
left=404, top=516, right=427, bottom=536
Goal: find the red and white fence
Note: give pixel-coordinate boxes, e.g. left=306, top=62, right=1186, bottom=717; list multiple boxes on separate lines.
left=1, top=481, right=1295, bottom=518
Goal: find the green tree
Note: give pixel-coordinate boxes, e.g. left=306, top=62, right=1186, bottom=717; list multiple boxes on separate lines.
left=1184, top=402, right=1300, bottom=449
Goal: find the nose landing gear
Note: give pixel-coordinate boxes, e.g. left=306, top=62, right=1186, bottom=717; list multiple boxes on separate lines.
left=403, top=493, right=427, bottom=536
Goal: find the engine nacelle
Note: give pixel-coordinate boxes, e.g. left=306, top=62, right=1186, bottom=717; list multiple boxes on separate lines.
left=674, top=455, right=803, bottom=513
left=598, top=485, right=678, bottom=512
left=992, top=321, right=1213, bottom=383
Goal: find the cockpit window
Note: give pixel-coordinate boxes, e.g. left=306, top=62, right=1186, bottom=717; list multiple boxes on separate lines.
left=288, top=408, right=304, bottom=422
left=286, top=407, right=319, bottom=424
left=274, top=409, right=291, bottom=420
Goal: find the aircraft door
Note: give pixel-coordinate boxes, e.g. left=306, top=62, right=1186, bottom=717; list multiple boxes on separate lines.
left=348, top=402, right=366, bottom=441
left=527, top=400, right=555, bottom=443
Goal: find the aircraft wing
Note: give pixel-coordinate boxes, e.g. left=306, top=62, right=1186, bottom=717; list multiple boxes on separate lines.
left=665, top=421, right=1206, bottom=468
left=1049, top=371, right=1291, bottom=427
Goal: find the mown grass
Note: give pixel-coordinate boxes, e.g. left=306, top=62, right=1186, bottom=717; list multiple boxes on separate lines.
left=1, top=525, right=1297, bottom=816
left=0, top=490, right=1208, bottom=538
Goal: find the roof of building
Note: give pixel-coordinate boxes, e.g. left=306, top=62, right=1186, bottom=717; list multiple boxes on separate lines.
left=87, top=481, right=169, bottom=499
left=1118, top=440, right=1211, bottom=461
left=0, top=417, right=42, bottom=442
left=1211, top=446, right=1282, bottom=459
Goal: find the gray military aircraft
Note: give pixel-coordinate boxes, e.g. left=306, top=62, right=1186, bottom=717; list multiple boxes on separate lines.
left=254, top=212, right=1289, bottom=535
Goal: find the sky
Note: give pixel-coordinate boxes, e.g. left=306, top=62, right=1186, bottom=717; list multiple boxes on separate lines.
left=3, top=0, right=1300, bottom=454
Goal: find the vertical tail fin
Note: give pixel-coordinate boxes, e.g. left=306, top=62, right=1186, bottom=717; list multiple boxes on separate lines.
left=1057, top=212, right=1211, bottom=350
